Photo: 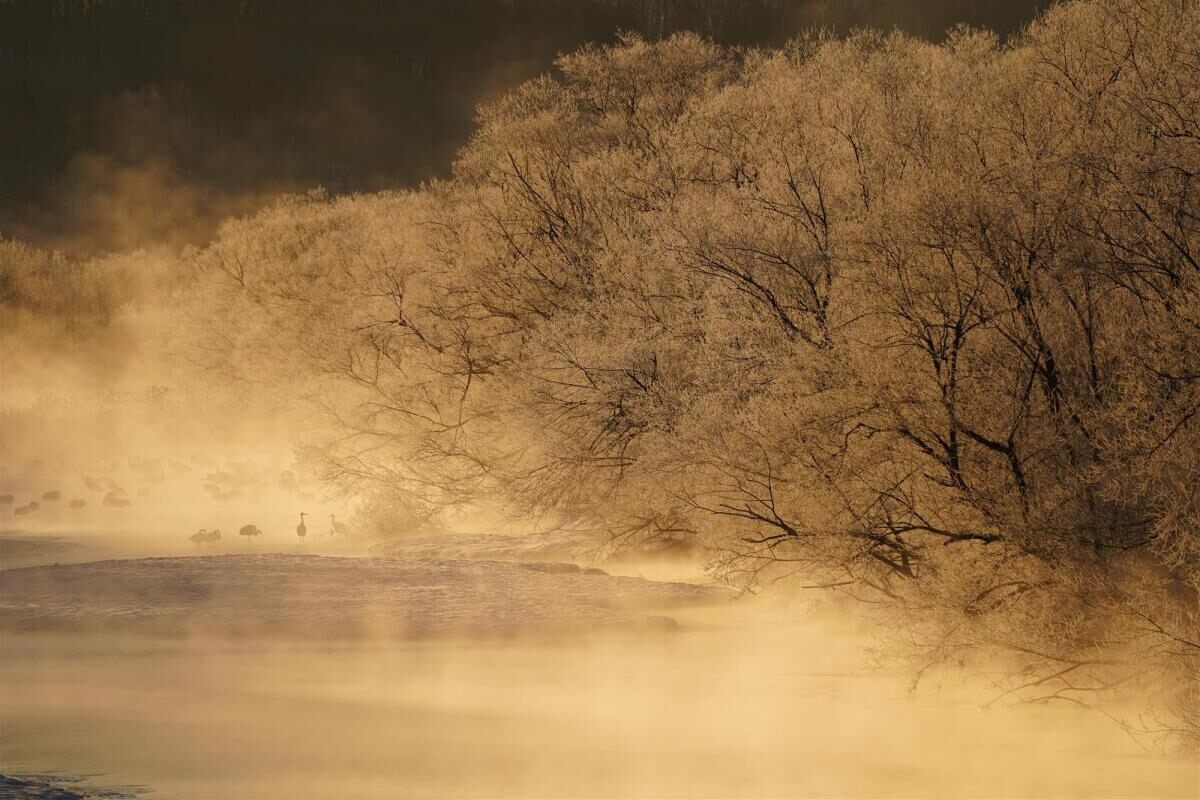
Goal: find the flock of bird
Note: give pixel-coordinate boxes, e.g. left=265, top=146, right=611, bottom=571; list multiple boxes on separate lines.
left=186, top=514, right=348, bottom=546
left=3, top=456, right=195, bottom=517
left=2, top=453, right=355, bottom=550
left=2, top=489, right=76, bottom=517
left=2, top=483, right=140, bottom=515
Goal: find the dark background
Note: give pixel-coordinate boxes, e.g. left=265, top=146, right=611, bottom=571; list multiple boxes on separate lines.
left=1, top=0, right=1046, bottom=252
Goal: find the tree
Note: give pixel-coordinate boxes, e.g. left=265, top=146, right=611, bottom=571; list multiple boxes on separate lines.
left=191, top=1, right=1199, bottom=750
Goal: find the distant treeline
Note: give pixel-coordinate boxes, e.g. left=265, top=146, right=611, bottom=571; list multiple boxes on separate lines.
left=1, top=0, right=1043, bottom=249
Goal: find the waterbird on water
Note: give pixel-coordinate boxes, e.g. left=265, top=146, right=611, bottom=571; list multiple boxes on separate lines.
left=103, top=489, right=131, bottom=508
left=329, top=514, right=349, bottom=538
left=239, top=524, right=263, bottom=542
left=190, top=528, right=222, bottom=545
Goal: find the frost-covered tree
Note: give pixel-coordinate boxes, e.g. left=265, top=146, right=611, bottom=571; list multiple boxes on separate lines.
left=190, top=0, right=1199, bottom=750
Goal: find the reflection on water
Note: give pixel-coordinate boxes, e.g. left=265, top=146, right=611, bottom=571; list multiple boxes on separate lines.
left=2, top=606, right=1195, bottom=800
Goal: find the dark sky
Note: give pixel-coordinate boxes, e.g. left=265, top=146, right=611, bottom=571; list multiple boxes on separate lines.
left=0, top=0, right=1047, bottom=252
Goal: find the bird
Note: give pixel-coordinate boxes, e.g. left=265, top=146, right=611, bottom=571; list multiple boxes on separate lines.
left=238, top=524, right=263, bottom=542
left=42, top=490, right=61, bottom=501
left=14, top=502, right=38, bottom=516
left=296, top=512, right=308, bottom=543
left=189, top=528, right=221, bottom=545
left=329, top=514, right=349, bottom=538
left=69, top=499, right=86, bottom=509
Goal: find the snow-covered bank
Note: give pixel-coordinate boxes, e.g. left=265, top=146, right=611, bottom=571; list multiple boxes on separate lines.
left=0, top=554, right=727, bottom=639
left=369, top=531, right=604, bottom=563
left=369, top=531, right=706, bottom=582
left=0, top=535, right=82, bottom=570
left=0, top=772, right=145, bottom=800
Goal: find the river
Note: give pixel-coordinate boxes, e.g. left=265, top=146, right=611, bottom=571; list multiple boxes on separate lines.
left=2, top=599, right=1195, bottom=799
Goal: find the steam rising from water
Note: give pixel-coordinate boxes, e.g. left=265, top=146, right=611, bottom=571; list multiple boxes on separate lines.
left=2, top=2, right=1197, bottom=795
left=2, top=605, right=1196, bottom=799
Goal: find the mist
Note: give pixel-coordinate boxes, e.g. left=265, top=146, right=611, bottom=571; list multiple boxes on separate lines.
left=2, top=0, right=1199, bottom=798
left=3, top=609, right=1195, bottom=800
left=2, top=0, right=1046, bottom=253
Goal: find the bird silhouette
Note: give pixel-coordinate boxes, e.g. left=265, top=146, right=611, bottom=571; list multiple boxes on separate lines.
left=238, top=524, right=264, bottom=542
left=296, top=512, right=308, bottom=543
left=190, top=528, right=221, bottom=545
left=329, top=514, right=349, bottom=538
